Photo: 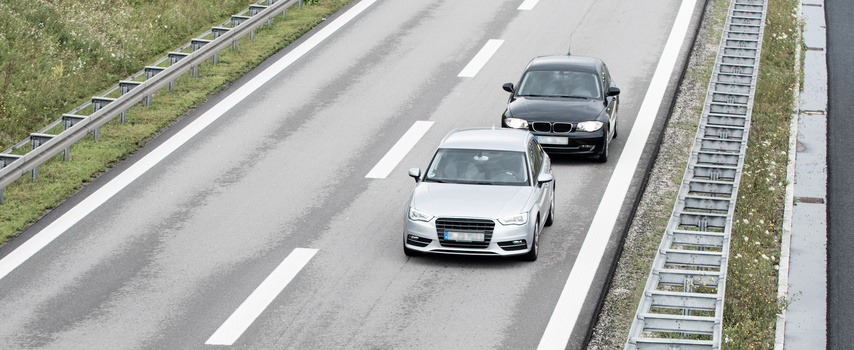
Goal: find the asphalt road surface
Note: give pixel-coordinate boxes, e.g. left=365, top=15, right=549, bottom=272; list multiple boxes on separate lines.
left=826, top=0, right=854, bottom=348
left=0, top=0, right=704, bottom=348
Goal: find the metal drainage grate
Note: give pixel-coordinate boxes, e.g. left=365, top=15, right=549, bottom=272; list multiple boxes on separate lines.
left=625, top=0, right=768, bottom=348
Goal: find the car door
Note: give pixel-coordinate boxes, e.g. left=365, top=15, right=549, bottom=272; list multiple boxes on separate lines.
left=601, top=63, right=618, bottom=139
left=528, top=138, right=550, bottom=225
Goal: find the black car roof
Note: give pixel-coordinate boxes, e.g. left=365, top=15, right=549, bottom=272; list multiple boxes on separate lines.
left=525, top=55, right=601, bottom=73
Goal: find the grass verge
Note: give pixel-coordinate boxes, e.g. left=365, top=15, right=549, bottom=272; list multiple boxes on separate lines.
left=722, top=0, right=799, bottom=347
left=588, top=0, right=801, bottom=348
left=0, top=0, right=352, bottom=243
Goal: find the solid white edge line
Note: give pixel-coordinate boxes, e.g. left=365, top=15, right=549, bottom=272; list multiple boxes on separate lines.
left=365, top=121, right=434, bottom=179
left=0, top=0, right=377, bottom=281
left=518, top=0, right=540, bottom=11
left=536, top=0, right=698, bottom=348
left=206, top=248, right=318, bottom=346
left=458, top=39, right=505, bottom=78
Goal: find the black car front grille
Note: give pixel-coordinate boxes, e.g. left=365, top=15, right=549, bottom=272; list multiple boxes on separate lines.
left=435, top=218, right=494, bottom=248
left=553, top=122, right=573, bottom=133
left=531, top=122, right=574, bottom=133
left=531, top=122, right=552, bottom=133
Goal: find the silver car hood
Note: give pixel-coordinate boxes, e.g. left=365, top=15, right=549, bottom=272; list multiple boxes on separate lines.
left=410, top=182, right=535, bottom=219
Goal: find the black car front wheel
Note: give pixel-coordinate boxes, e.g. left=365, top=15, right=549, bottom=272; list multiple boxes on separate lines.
left=594, top=132, right=609, bottom=163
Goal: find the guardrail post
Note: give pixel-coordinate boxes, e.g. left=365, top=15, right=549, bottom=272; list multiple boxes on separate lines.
left=249, top=5, right=270, bottom=26
left=29, top=134, right=55, bottom=181
left=144, top=66, right=166, bottom=106
left=91, top=97, right=115, bottom=141
left=61, top=114, right=86, bottom=161
left=167, top=53, right=189, bottom=89
left=249, top=5, right=267, bottom=16
left=0, top=155, right=23, bottom=205
left=232, top=15, right=253, bottom=40
left=211, top=27, right=232, bottom=62
left=118, top=81, right=142, bottom=123
left=190, top=40, right=210, bottom=77
left=268, top=0, right=288, bottom=19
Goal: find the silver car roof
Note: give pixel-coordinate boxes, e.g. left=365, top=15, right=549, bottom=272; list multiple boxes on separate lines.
left=438, top=128, right=532, bottom=152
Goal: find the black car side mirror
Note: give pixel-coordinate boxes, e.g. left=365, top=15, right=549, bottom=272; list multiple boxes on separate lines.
left=409, top=168, right=422, bottom=183
left=502, top=83, right=515, bottom=93
left=607, top=86, right=621, bottom=97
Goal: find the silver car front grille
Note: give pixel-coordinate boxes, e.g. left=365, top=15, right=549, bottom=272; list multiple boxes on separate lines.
left=435, top=218, right=495, bottom=248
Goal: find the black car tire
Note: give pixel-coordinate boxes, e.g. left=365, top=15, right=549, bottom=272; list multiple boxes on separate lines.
left=544, top=191, right=555, bottom=227
left=521, top=221, right=540, bottom=261
left=595, top=131, right=609, bottom=163
left=404, top=241, right=421, bottom=257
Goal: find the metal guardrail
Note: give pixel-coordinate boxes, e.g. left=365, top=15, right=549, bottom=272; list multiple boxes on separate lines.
left=625, top=0, right=768, bottom=348
left=0, top=0, right=304, bottom=204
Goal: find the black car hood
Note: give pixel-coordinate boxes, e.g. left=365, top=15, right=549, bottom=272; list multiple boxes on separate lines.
left=507, top=97, right=605, bottom=122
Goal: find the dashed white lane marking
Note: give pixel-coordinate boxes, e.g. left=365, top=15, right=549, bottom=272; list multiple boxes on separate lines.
left=0, top=0, right=377, bottom=281
left=518, top=0, right=540, bottom=10
left=206, top=248, right=318, bottom=346
left=536, top=0, right=698, bottom=348
left=457, top=39, right=505, bottom=78
left=365, top=121, right=434, bottom=179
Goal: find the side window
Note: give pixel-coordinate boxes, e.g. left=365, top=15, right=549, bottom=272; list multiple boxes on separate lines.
left=529, top=139, right=543, bottom=180
left=602, top=64, right=612, bottom=92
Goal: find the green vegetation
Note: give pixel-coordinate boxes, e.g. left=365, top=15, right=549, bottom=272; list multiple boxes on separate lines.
left=0, top=0, right=352, bottom=242
left=590, top=0, right=801, bottom=348
left=722, top=0, right=800, bottom=347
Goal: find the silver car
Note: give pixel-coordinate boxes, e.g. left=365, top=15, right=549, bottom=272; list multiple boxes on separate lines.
left=403, top=128, right=555, bottom=261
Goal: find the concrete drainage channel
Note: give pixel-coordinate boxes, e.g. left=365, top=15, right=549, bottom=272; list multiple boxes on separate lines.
left=624, top=0, right=767, bottom=348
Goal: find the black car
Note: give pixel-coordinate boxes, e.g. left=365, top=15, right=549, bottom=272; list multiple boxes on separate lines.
left=501, top=55, right=620, bottom=162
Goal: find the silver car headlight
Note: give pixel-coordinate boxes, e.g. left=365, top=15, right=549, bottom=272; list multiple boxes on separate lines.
left=504, top=118, right=529, bottom=129
left=408, top=207, right=434, bottom=222
left=576, top=121, right=604, bottom=132
left=498, top=212, right=528, bottom=226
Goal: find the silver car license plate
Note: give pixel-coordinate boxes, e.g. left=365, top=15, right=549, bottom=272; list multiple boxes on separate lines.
left=536, top=136, right=569, bottom=145
left=445, top=231, right=485, bottom=242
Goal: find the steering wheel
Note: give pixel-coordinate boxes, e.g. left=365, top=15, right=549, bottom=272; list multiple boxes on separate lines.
left=490, top=170, right=519, bottom=182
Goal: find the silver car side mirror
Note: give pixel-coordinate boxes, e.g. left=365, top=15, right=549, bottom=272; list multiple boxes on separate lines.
left=409, top=168, right=422, bottom=183
left=537, top=173, right=554, bottom=184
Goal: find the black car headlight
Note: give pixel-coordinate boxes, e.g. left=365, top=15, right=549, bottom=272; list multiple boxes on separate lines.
left=576, top=121, right=604, bottom=132
left=504, top=118, right=529, bottom=129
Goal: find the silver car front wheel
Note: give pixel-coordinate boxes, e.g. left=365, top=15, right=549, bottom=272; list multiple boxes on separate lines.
left=521, top=220, right=539, bottom=261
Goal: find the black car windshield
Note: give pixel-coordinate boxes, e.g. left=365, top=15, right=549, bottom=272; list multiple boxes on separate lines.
left=424, top=149, right=529, bottom=185
left=517, top=70, right=600, bottom=99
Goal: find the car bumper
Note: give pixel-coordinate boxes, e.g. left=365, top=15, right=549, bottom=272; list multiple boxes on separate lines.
left=534, top=131, right=606, bottom=155
left=403, top=217, right=535, bottom=257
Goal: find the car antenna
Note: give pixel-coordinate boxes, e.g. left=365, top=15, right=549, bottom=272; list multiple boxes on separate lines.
left=567, top=33, right=573, bottom=56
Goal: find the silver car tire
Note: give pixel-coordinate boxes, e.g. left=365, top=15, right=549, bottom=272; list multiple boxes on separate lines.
left=521, top=220, right=539, bottom=261
left=545, top=192, right=555, bottom=227
left=403, top=241, right=421, bottom=257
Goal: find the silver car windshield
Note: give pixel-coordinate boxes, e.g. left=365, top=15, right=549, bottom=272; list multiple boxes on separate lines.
left=424, top=149, right=529, bottom=185
left=517, top=70, right=600, bottom=99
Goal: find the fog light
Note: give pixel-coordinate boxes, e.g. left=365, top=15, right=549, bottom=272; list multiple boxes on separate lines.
left=581, top=145, right=594, bottom=149
left=513, top=240, right=524, bottom=244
